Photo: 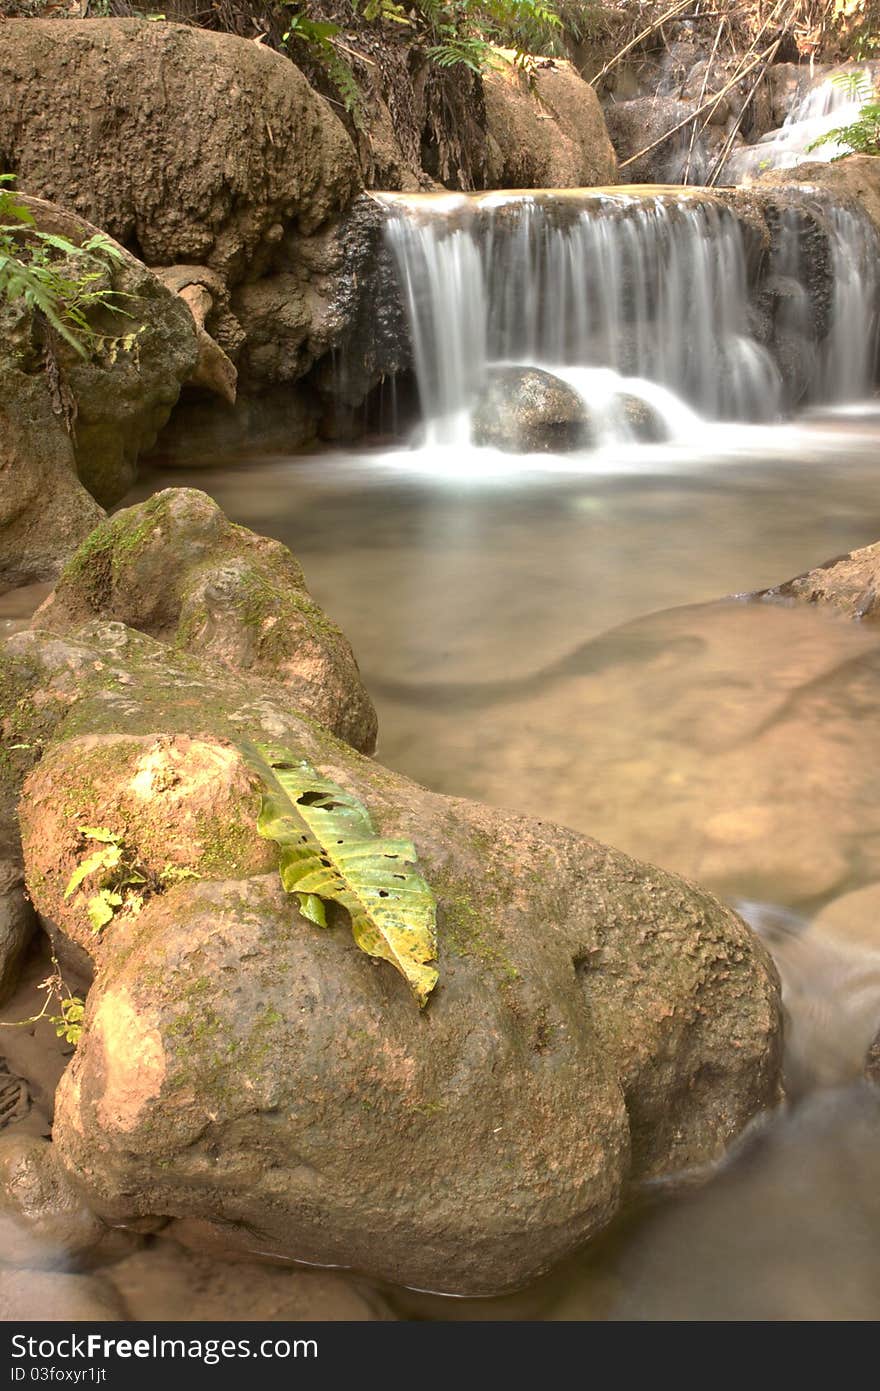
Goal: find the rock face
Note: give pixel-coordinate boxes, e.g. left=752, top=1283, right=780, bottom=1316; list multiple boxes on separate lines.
left=0, top=824, right=35, bottom=1006
left=0, top=196, right=199, bottom=587
left=603, top=95, right=736, bottom=184
left=752, top=539, right=880, bottom=622
left=33, top=489, right=378, bottom=756
left=484, top=56, right=617, bottom=188
left=759, top=155, right=880, bottom=238
left=0, top=492, right=783, bottom=1294
left=472, top=366, right=591, bottom=452
left=0, top=20, right=359, bottom=279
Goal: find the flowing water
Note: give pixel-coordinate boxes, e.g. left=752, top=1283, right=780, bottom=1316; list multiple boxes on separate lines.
left=379, top=187, right=879, bottom=446
left=9, top=171, right=880, bottom=1317
left=724, top=65, right=878, bottom=183
left=131, top=407, right=880, bottom=1318
left=116, top=182, right=880, bottom=1318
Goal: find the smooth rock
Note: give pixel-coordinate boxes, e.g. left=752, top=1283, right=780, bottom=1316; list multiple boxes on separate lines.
left=484, top=54, right=617, bottom=188
left=472, top=366, right=591, bottom=453
left=0, top=1135, right=106, bottom=1268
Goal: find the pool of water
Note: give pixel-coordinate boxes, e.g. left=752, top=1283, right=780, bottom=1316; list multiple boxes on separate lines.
left=86, top=413, right=880, bottom=1315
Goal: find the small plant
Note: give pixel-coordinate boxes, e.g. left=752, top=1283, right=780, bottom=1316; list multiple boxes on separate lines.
left=0, top=952, right=85, bottom=1050
left=281, top=7, right=368, bottom=126
left=50, top=995, right=85, bottom=1047
left=807, top=71, right=880, bottom=159
left=0, top=175, right=127, bottom=357
left=64, top=826, right=147, bottom=933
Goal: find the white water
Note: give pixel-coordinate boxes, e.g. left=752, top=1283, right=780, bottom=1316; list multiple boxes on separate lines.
left=381, top=189, right=877, bottom=455
left=724, top=67, right=875, bottom=183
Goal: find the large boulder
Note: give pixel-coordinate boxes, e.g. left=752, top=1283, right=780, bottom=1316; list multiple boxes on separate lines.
left=0, top=524, right=782, bottom=1294
left=0, top=196, right=199, bottom=587
left=484, top=55, right=617, bottom=188
left=472, top=366, right=591, bottom=452
left=0, top=20, right=359, bottom=280
left=32, top=489, right=378, bottom=755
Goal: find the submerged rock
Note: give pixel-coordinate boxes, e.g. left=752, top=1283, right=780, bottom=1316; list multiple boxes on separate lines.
left=105, top=1238, right=392, bottom=1321
left=472, top=366, right=591, bottom=453
left=751, top=538, right=880, bottom=621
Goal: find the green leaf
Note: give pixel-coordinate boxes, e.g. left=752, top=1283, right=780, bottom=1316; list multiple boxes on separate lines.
left=242, top=743, right=439, bottom=1008
left=77, top=826, right=121, bottom=844
left=64, top=846, right=120, bottom=898
left=87, top=889, right=123, bottom=933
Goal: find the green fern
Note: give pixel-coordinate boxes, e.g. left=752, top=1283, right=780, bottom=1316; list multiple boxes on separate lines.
left=0, top=175, right=127, bottom=357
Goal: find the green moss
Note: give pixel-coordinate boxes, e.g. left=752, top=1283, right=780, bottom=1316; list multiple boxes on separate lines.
left=433, top=869, right=520, bottom=985
left=174, top=560, right=346, bottom=668
left=60, top=492, right=171, bottom=607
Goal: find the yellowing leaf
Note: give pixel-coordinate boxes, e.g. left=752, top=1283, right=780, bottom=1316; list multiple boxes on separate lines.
left=242, top=743, right=439, bottom=1008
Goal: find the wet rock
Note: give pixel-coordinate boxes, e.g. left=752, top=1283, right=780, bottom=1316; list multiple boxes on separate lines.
left=472, top=366, right=591, bottom=453
left=0, top=1134, right=106, bottom=1268
left=484, top=55, right=617, bottom=188
left=375, top=598, right=880, bottom=909
left=233, top=194, right=408, bottom=407
left=758, top=155, right=880, bottom=238
left=33, top=489, right=378, bottom=754
left=617, top=394, right=669, bottom=443
left=1, top=613, right=782, bottom=1296
left=604, top=95, right=737, bottom=184
left=0, top=1268, right=124, bottom=1321
left=106, top=1239, right=391, bottom=1321
left=0, top=20, right=358, bottom=278
left=0, top=853, right=35, bottom=1007
left=751, top=538, right=880, bottom=622
left=0, top=785, right=36, bottom=1005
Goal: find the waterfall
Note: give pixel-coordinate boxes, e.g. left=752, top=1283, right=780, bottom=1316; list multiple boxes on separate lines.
left=723, top=67, right=874, bottom=184
left=381, top=189, right=879, bottom=451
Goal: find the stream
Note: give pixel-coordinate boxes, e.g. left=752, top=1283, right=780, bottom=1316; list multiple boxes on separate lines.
left=122, top=407, right=880, bottom=1320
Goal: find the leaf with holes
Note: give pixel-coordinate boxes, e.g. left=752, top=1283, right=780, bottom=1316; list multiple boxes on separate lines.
left=242, top=743, right=439, bottom=1008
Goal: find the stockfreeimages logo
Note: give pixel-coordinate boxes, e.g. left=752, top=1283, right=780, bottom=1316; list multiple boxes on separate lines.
left=10, top=1335, right=317, bottom=1368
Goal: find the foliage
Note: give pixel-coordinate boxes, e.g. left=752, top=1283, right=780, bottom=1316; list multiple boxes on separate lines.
left=807, top=70, right=880, bottom=158
left=243, top=742, right=439, bottom=1007
left=281, top=7, right=369, bottom=125
left=0, top=952, right=84, bottom=1049
left=281, top=0, right=566, bottom=115
left=50, top=995, right=85, bottom=1047
left=0, top=175, right=126, bottom=357
left=64, top=826, right=147, bottom=933
left=419, top=0, right=562, bottom=74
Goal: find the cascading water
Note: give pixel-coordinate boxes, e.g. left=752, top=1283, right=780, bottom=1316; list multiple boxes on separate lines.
left=381, top=189, right=878, bottom=452
left=723, top=66, right=875, bottom=184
